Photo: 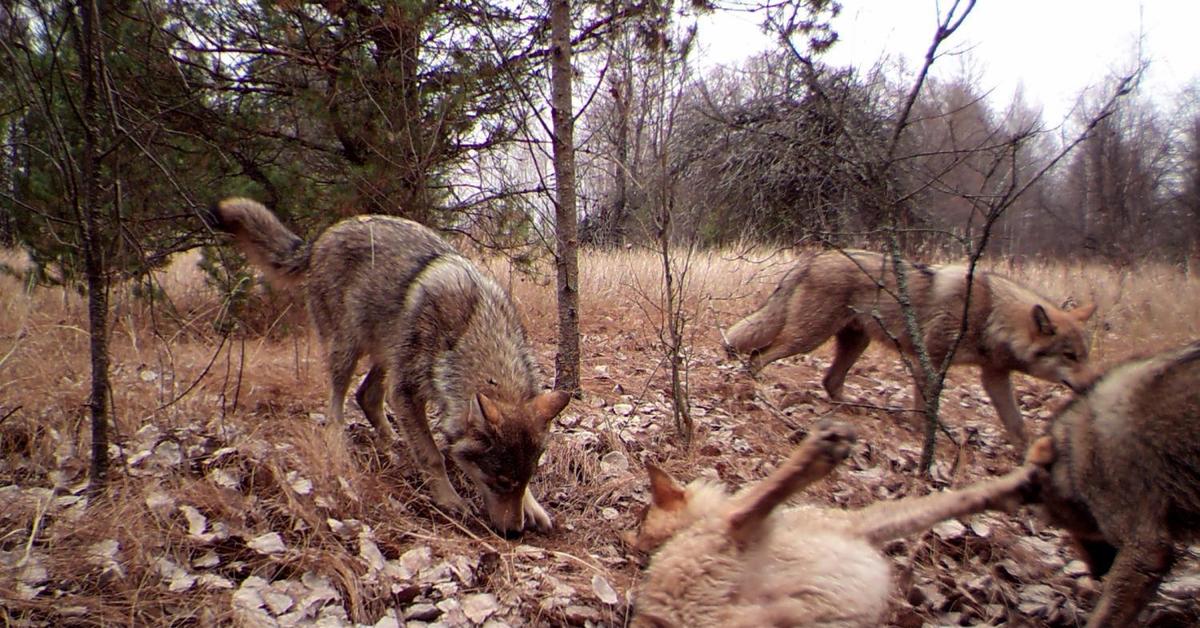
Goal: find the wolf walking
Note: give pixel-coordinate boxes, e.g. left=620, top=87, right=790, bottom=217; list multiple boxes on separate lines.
left=724, top=250, right=1095, bottom=446
left=208, top=198, right=570, bottom=536
left=625, top=423, right=1046, bottom=627
left=1032, top=340, right=1200, bottom=627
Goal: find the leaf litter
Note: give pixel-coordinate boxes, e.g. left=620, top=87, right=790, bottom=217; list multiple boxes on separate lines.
left=4, top=307, right=1200, bottom=627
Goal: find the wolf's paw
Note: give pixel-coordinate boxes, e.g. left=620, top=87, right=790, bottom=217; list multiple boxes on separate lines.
left=373, top=432, right=399, bottom=455
left=1025, top=435, right=1055, bottom=466
left=371, top=418, right=400, bottom=445
left=806, top=420, right=857, bottom=463
left=987, top=464, right=1048, bottom=511
left=431, top=483, right=470, bottom=516
left=743, top=358, right=763, bottom=380
left=523, top=493, right=554, bottom=533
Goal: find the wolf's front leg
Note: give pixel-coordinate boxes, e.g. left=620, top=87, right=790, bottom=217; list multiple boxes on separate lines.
left=727, top=421, right=855, bottom=542
left=522, top=488, right=553, bottom=532
left=1086, top=540, right=1173, bottom=628
left=980, top=367, right=1027, bottom=449
left=854, top=463, right=1043, bottom=546
left=391, top=390, right=469, bottom=515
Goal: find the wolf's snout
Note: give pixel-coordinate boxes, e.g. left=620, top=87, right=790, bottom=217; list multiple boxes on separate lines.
left=483, top=489, right=526, bottom=537
left=1062, top=367, right=1097, bottom=394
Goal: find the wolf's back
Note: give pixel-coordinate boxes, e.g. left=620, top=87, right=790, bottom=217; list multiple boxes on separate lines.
left=207, top=198, right=311, bottom=286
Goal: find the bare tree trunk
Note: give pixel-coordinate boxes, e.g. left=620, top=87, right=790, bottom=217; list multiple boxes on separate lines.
left=77, top=0, right=111, bottom=492
left=550, top=0, right=580, bottom=394
left=609, top=51, right=633, bottom=246
left=657, top=195, right=692, bottom=445
left=1, top=118, right=18, bottom=245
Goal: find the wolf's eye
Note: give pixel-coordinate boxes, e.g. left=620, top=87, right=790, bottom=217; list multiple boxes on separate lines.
left=1064, top=351, right=1078, bottom=362
left=492, top=475, right=517, bottom=493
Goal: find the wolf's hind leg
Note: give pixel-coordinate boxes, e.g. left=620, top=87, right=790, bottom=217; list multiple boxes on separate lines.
left=1085, top=538, right=1173, bottom=628
left=355, top=366, right=399, bottom=446
left=1075, top=538, right=1119, bottom=578
left=326, top=343, right=360, bottom=424
left=390, top=389, right=468, bottom=515
left=853, top=463, right=1042, bottom=546
left=727, top=422, right=856, bottom=543
left=823, top=324, right=870, bottom=400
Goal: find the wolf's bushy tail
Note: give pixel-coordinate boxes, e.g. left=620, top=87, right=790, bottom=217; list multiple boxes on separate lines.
left=724, top=286, right=789, bottom=355
left=206, top=197, right=310, bottom=286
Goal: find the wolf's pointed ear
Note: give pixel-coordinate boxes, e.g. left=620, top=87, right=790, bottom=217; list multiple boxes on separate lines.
left=530, top=390, right=571, bottom=428
left=1032, top=305, right=1056, bottom=336
left=1072, top=302, right=1097, bottom=322
left=646, top=463, right=686, bottom=510
left=476, top=392, right=505, bottom=431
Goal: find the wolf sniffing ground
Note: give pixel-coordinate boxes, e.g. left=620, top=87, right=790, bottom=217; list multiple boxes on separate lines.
left=207, top=198, right=571, bottom=536
left=724, top=249, right=1096, bottom=447
left=625, top=422, right=1047, bottom=627
left=1032, top=340, right=1200, bottom=627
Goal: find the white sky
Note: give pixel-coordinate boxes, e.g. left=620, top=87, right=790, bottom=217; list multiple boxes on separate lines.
left=695, top=0, right=1200, bottom=123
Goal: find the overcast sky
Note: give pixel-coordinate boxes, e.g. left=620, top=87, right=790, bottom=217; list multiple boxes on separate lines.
left=695, top=1, right=1199, bottom=123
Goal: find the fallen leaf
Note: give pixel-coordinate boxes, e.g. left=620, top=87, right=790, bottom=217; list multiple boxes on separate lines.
left=359, top=533, right=386, bottom=572
left=592, top=574, right=619, bottom=605
left=179, top=505, right=208, bottom=537
left=144, top=491, right=175, bottom=515
left=208, top=468, right=240, bottom=490
left=262, top=589, right=294, bottom=615
left=86, top=539, right=123, bottom=577
left=461, top=592, right=500, bottom=623
left=248, top=532, right=286, bottom=555
left=286, top=470, right=313, bottom=496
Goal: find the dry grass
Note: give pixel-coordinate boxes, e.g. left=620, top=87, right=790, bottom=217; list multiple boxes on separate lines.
left=2, top=244, right=1198, bottom=626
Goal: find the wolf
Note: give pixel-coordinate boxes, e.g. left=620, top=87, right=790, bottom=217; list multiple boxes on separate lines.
left=207, top=198, right=571, bottom=536
left=1032, top=340, right=1200, bottom=627
left=723, top=250, right=1096, bottom=447
left=625, top=422, right=1047, bottom=627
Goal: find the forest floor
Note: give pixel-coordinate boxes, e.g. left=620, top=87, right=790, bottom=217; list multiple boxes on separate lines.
left=2, top=247, right=1199, bottom=627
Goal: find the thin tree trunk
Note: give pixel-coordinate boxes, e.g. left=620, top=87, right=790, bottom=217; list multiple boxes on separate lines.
left=78, top=0, right=111, bottom=492
left=658, top=200, right=691, bottom=444
left=550, top=0, right=580, bottom=394
left=609, top=53, right=632, bottom=246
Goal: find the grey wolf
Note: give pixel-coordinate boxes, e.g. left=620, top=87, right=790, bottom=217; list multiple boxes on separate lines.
left=625, top=422, right=1046, bottom=627
left=207, top=198, right=570, bottom=536
left=1033, top=340, right=1200, bottom=627
left=723, top=250, right=1096, bottom=447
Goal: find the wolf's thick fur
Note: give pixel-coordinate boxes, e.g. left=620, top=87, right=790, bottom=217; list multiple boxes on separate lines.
left=1034, top=340, right=1200, bottom=627
left=208, top=198, right=570, bottom=535
left=626, top=423, right=1045, bottom=627
left=724, top=250, right=1096, bottom=446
